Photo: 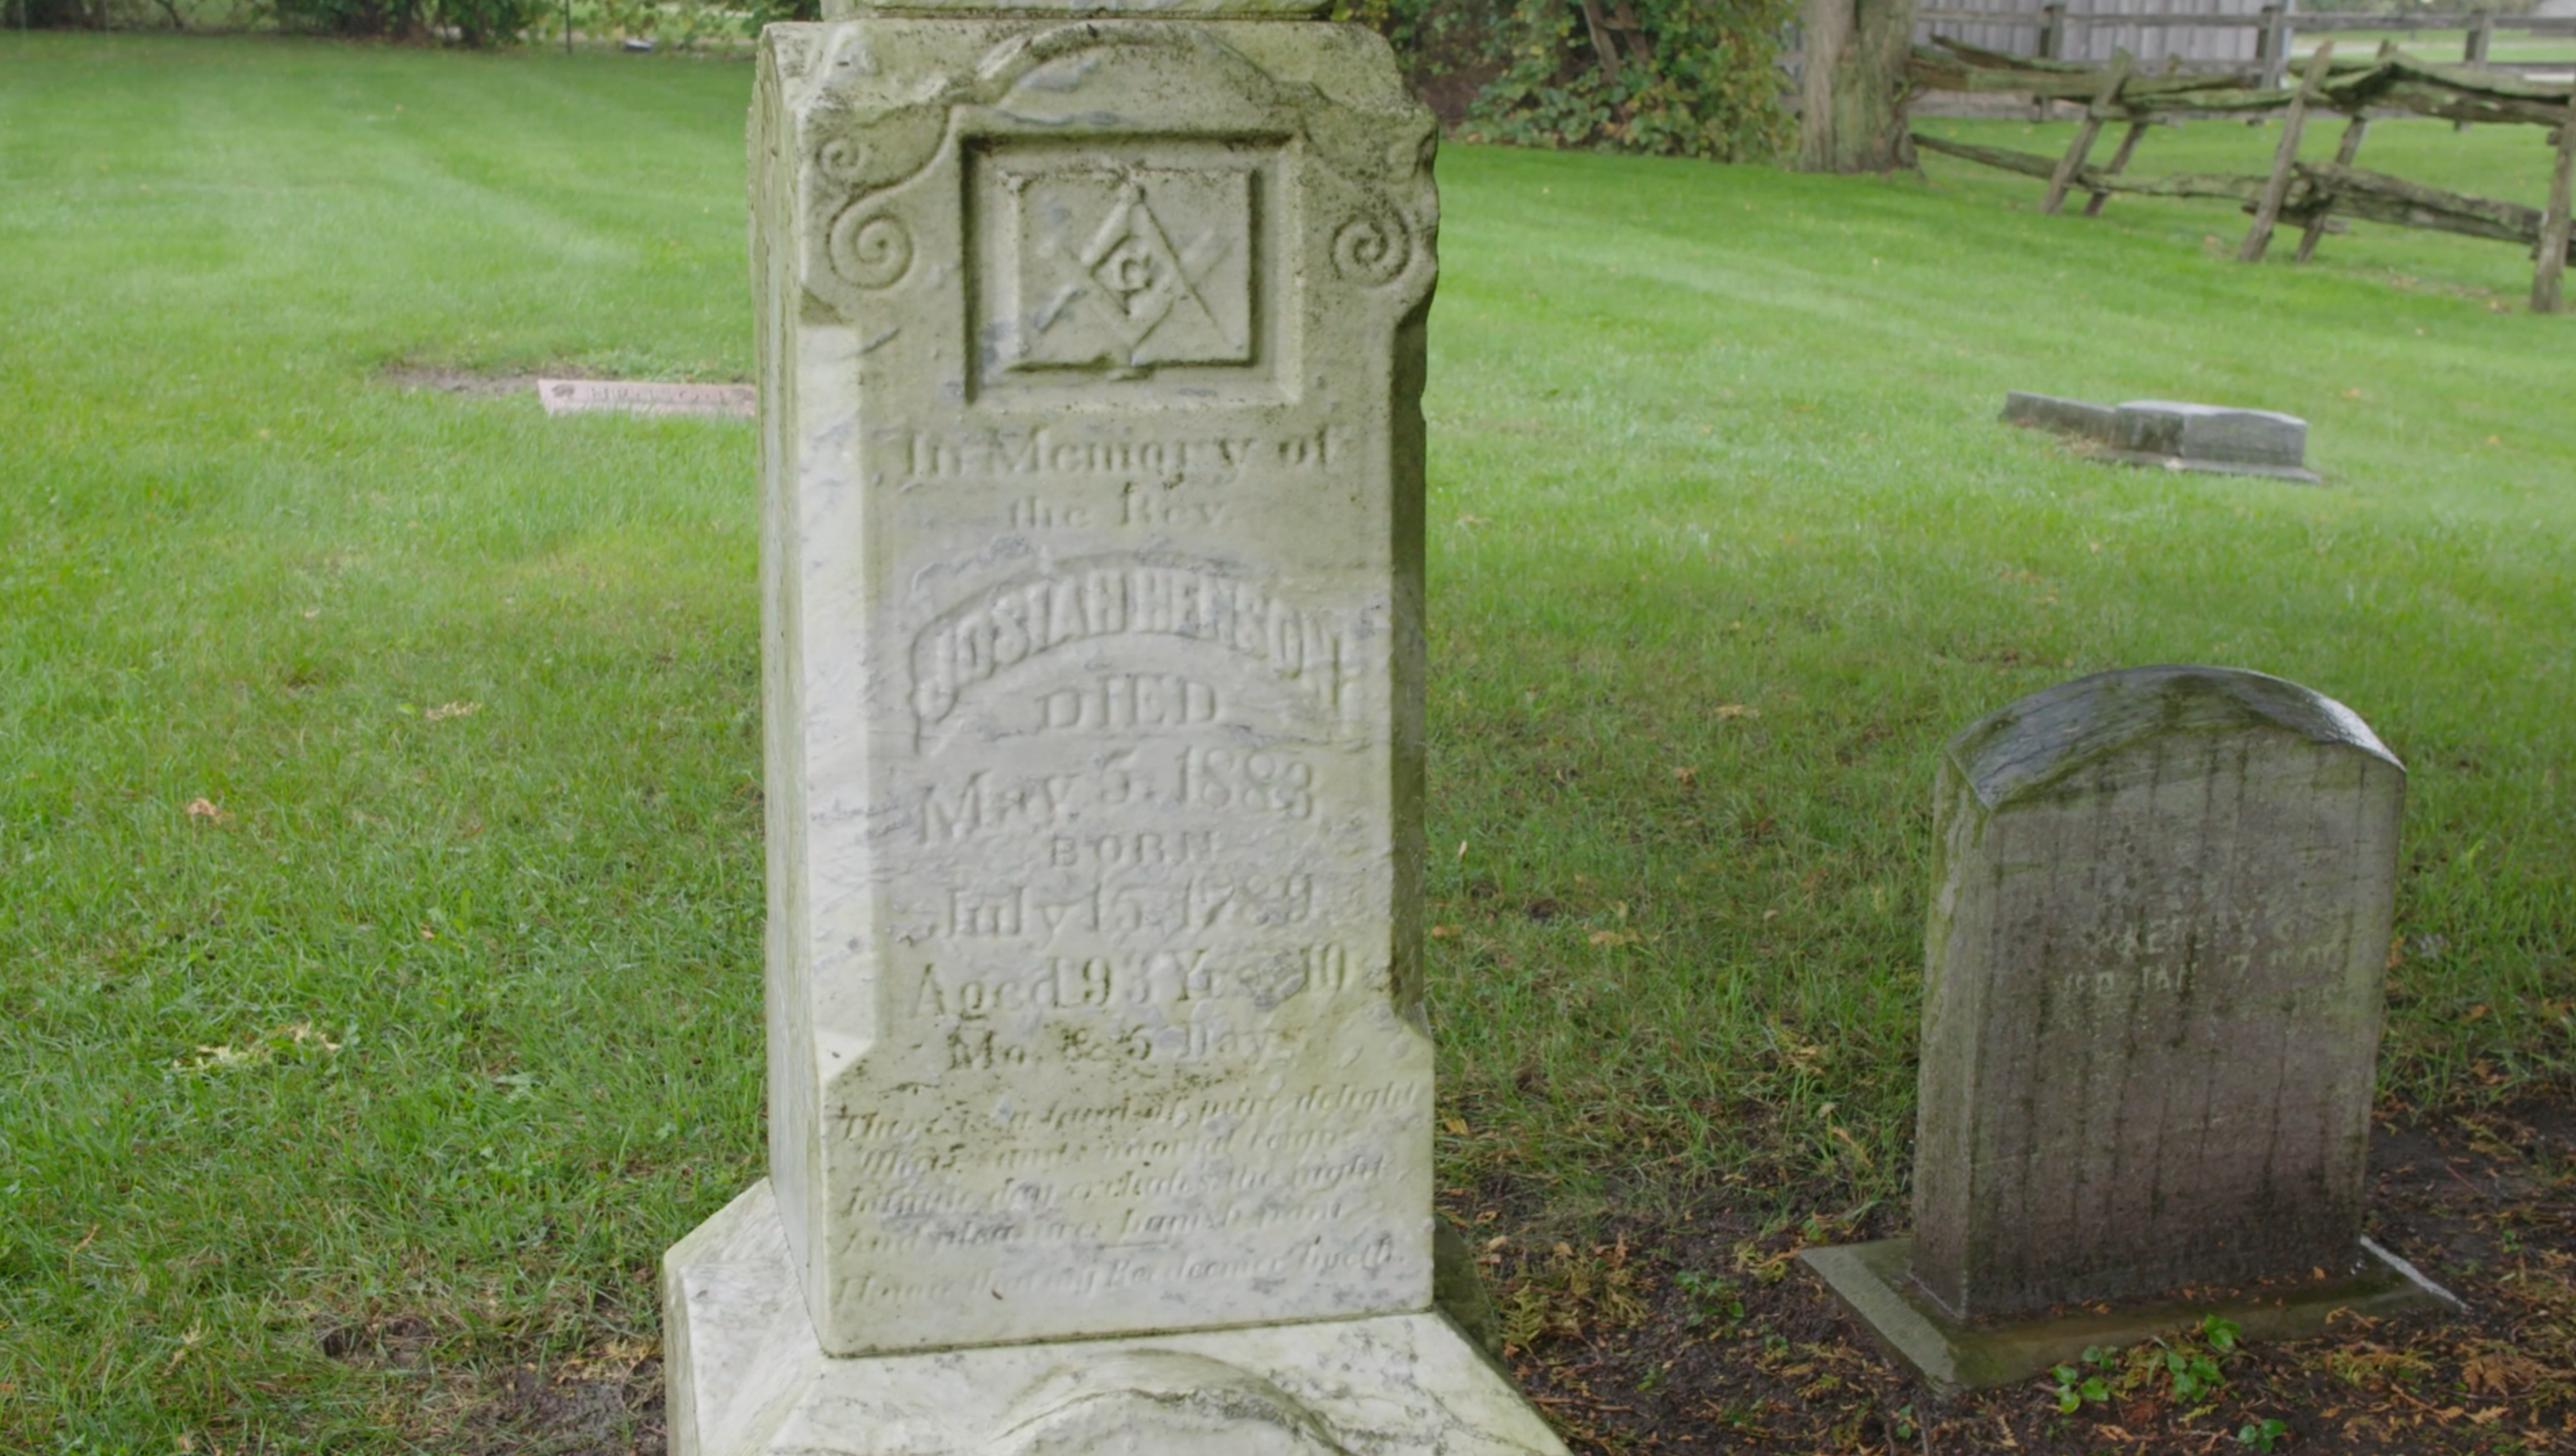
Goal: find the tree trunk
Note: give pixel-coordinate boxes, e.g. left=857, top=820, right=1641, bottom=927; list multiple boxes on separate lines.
left=1798, top=0, right=1919, bottom=172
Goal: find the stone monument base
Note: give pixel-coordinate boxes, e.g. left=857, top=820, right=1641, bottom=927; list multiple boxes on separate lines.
left=1801, top=1235, right=2459, bottom=1398
left=667, top=1183, right=1569, bottom=1456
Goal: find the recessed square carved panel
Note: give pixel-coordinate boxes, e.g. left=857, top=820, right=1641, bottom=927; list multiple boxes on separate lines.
left=973, top=139, right=1281, bottom=400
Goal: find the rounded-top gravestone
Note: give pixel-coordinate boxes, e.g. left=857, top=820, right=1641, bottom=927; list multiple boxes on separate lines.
left=1911, top=665, right=2404, bottom=1318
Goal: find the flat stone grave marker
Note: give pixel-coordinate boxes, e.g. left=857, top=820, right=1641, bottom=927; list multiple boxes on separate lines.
left=2002, top=391, right=2317, bottom=482
left=659, top=3, right=1561, bottom=1454
left=536, top=378, right=754, bottom=419
left=1804, top=665, right=2455, bottom=1394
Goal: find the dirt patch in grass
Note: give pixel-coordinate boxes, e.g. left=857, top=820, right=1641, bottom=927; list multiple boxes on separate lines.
left=374, top=362, right=586, bottom=400
left=446, top=1341, right=663, bottom=1456
left=1462, top=1098, right=2576, bottom=1454
left=311, top=1312, right=661, bottom=1455
left=456, top=1351, right=663, bottom=1456
left=374, top=359, right=756, bottom=399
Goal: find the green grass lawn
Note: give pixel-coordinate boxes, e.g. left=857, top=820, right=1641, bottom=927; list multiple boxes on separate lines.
left=3, top=33, right=2571, bottom=1453
left=2299, top=31, right=2576, bottom=66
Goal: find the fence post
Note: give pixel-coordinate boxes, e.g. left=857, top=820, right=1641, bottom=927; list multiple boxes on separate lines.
left=2534, top=97, right=2575, bottom=313
left=2295, top=110, right=2372, bottom=264
left=2087, top=54, right=2187, bottom=215
left=2046, top=50, right=2136, bottom=214
left=2031, top=2, right=2068, bottom=119
left=2256, top=5, right=2288, bottom=92
left=2242, top=41, right=2333, bottom=263
left=2086, top=110, right=2159, bottom=217
left=2457, top=14, right=2493, bottom=131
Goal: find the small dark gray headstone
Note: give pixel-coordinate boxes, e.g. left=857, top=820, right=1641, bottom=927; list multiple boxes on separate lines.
left=1911, top=666, right=2403, bottom=1318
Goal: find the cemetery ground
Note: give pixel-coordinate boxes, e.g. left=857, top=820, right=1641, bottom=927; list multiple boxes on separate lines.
left=2, top=31, right=2572, bottom=1456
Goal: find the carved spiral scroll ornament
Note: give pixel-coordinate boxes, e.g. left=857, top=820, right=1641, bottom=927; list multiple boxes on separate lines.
left=828, top=206, right=914, bottom=290
left=817, top=136, right=870, bottom=182
left=1331, top=208, right=1410, bottom=285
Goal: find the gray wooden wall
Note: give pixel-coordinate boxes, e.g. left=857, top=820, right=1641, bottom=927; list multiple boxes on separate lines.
left=1914, top=0, right=2273, bottom=66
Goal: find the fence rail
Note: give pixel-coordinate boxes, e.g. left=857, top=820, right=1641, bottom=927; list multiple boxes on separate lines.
left=1909, top=40, right=2576, bottom=309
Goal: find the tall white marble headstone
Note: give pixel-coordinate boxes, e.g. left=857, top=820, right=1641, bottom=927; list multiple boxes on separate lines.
left=661, top=3, right=1563, bottom=1453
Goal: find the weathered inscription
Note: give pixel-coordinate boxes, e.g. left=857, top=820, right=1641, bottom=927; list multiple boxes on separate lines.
left=910, top=427, right=1331, bottom=480
left=911, top=943, right=1351, bottom=1018
left=932, top=873, right=1319, bottom=942
left=910, top=558, right=1349, bottom=733
left=917, top=752, right=1317, bottom=843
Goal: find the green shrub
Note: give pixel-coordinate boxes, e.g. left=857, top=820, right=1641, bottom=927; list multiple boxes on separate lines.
left=1343, top=0, right=1796, bottom=162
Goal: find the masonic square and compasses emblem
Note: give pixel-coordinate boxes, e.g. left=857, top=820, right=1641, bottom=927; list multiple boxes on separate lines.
left=988, top=157, right=1258, bottom=376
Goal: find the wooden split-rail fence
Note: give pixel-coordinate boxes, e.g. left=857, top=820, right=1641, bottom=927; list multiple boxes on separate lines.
left=1909, top=39, right=2576, bottom=311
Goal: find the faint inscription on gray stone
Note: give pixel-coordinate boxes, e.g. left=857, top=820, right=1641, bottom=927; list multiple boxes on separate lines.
left=1911, top=666, right=2404, bottom=1319
left=536, top=379, right=756, bottom=419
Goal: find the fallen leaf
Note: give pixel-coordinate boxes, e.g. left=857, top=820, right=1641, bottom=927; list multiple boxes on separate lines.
left=184, top=798, right=233, bottom=823
left=1715, top=704, right=1758, bottom=721
left=1588, top=930, right=1640, bottom=947
left=425, top=700, right=482, bottom=722
left=1670, top=765, right=1696, bottom=785
left=1443, top=1117, right=1470, bottom=1135
left=1429, top=925, right=1459, bottom=938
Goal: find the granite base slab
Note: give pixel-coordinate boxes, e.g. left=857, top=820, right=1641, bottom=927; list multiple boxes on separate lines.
left=667, top=1181, right=1569, bottom=1456
left=1800, top=1235, right=2458, bottom=1398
